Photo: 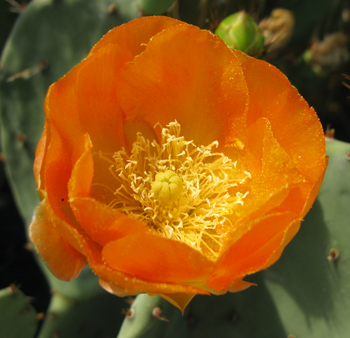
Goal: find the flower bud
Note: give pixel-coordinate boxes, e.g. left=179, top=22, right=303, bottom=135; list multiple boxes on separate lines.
left=215, top=11, right=265, bottom=56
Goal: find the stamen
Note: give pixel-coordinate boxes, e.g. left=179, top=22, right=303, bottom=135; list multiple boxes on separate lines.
left=97, top=121, right=250, bottom=260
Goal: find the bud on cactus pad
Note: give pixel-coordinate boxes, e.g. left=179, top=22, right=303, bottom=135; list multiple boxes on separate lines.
left=215, top=11, right=265, bottom=56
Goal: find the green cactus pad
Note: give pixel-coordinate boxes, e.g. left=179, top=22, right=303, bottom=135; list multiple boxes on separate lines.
left=37, top=290, right=127, bottom=338
left=117, top=294, right=167, bottom=338
left=138, top=0, right=175, bottom=15
left=263, top=138, right=350, bottom=337
left=0, top=286, right=38, bottom=338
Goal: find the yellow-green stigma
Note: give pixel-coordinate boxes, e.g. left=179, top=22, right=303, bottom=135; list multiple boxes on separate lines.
left=99, top=121, right=251, bottom=259
left=152, top=170, right=183, bottom=203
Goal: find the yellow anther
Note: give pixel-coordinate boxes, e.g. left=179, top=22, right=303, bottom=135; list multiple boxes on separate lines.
left=152, top=170, right=183, bottom=203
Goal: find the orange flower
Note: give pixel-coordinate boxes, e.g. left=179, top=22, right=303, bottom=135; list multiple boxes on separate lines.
left=29, top=16, right=327, bottom=311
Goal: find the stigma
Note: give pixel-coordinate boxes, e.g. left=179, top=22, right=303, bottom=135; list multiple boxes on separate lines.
left=152, top=170, right=183, bottom=203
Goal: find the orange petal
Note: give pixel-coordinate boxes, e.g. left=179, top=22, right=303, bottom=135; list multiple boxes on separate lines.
left=224, top=117, right=305, bottom=246
left=68, top=133, right=93, bottom=200
left=41, top=127, right=96, bottom=256
left=85, top=242, right=209, bottom=296
left=44, top=123, right=72, bottom=223
left=123, top=118, right=158, bottom=153
left=74, top=44, right=130, bottom=153
left=70, top=197, right=149, bottom=246
left=55, top=207, right=208, bottom=297
left=100, top=279, right=207, bottom=313
left=45, top=43, right=133, bottom=153
left=98, top=279, right=131, bottom=297
left=223, top=278, right=255, bottom=293
left=118, top=23, right=248, bottom=147
left=33, top=121, right=48, bottom=191
left=301, top=156, right=328, bottom=217
left=98, top=275, right=208, bottom=298
left=234, top=49, right=326, bottom=181
left=243, top=117, right=306, bottom=214
left=29, top=199, right=87, bottom=280
left=89, top=16, right=182, bottom=58
left=41, top=195, right=94, bottom=258
left=188, top=277, right=254, bottom=295
left=159, top=293, right=196, bottom=313
left=44, top=81, right=81, bottom=153
left=207, top=212, right=300, bottom=291
left=102, top=233, right=214, bottom=283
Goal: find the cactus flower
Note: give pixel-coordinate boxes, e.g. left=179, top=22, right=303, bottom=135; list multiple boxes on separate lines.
left=29, top=16, right=327, bottom=312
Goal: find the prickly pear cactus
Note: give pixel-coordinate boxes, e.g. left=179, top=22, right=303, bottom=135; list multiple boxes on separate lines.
left=1, top=1, right=350, bottom=338
left=0, top=286, right=39, bottom=338
left=36, top=290, right=127, bottom=338
left=117, top=295, right=169, bottom=338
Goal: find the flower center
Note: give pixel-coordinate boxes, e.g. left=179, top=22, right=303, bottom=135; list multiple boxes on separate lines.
left=152, top=170, right=183, bottom=203
left=98, top=121, right=250, bottom=259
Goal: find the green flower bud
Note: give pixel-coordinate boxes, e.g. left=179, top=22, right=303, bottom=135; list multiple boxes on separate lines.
left=215, top=11, right=265, bottom=56
left=138, top=0, right=176, bottom=15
